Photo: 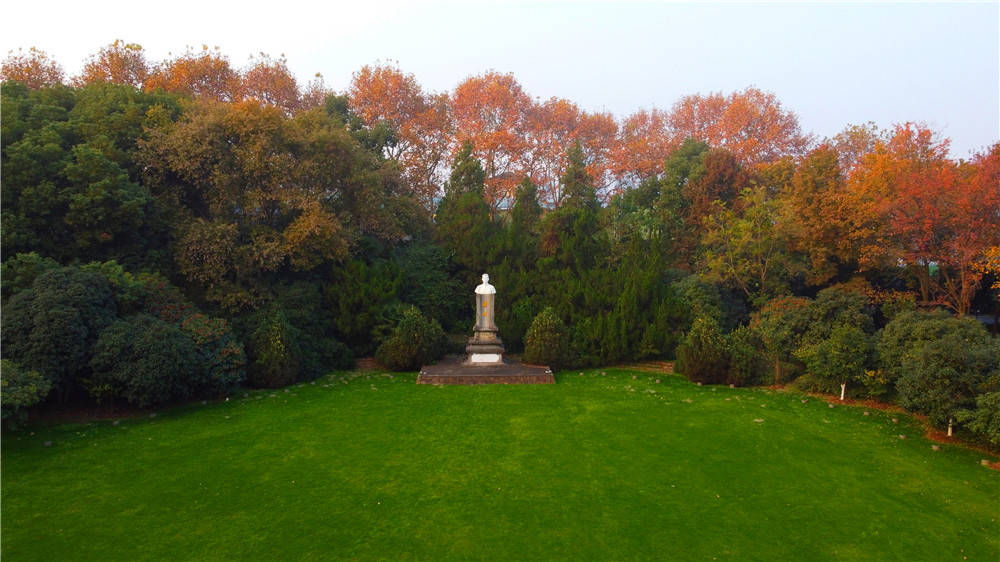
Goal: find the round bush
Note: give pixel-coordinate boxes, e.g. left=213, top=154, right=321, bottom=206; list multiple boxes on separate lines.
left=180, top=313, right=247, bottom=394
left=375, top=306, right=447, bottom=371
left=245, top=307, right=302, bottom=388
left=523, top=307, right=572, bottom=369
left=89, top=315, right=201, bottom=407
left=676, top=317, right=729, bottom=385
left=1, top=359, right=52, bottom=427
left=1, top=267, right=116, bottom=394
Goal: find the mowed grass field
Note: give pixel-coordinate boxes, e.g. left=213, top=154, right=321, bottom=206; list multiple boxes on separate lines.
left=2, top=368, right=998, bottom=561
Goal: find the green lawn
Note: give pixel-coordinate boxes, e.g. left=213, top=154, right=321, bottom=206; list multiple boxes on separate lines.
left=2, top=369, right=998, bottom=560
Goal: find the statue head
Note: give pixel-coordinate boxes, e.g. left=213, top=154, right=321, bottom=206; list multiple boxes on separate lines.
left=482, top=273, right=490, bottom=284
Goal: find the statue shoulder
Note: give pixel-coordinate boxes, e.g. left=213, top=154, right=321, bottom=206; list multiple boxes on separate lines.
left=475, top=283, right=496, bottom=295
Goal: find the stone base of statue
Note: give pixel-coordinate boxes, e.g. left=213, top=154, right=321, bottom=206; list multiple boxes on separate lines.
left=416, top=355, right=555, bottom=385
left=464, top=329, right=505, bottom=364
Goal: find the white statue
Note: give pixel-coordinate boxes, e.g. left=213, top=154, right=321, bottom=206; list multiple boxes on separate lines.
left=475, top=273, right=496, bottom=295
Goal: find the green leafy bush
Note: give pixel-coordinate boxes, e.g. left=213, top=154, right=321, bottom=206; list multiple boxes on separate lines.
left=957, top=390, right=1000, bottom=445
left=726, top=325, right=765, bottom=387
left=895, top=326, right=999, bottom=429
left=0, top=252, right=60, bottom=301
left=89, top=315, right=201, bottom=407
left=794, top=324, right=872, bottom=399
left=523, top=307, right=572, bottom=370
left=0, top=267, right=117, bottom=396
left=676, top=317, right=730, bottom=385
left=1, top=359, right=52, bottom=427
left=375, top=306, right=447, bottom=371
left=245, top=307, right=303, bottom=388
left=180, top=314, right=247, bottom=394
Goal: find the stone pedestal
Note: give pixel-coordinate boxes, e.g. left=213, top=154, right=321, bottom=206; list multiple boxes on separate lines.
left=465, top=329, right=504, bottom=364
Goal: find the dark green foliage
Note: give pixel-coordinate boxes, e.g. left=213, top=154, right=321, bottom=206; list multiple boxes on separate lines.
left=245, top=307, right=303, bottom=388
left=957, top=390, right=1000, bottom=445
left=876, top=309, right=960, bottom=390
left=180, top=314, right=247, bottom=394
left=895, top=320, right=999, bottom=429
left=394, top=241, right=465, bottom=331
left=443, top=140, right=486, bottom=198
left=375, top=306, right=447, bottom=371
left=1, top=83, right=173, bottom=270
left=0, top=252, right=60, bottom=301
left=326, top=258, right=401, bottom=355
left=0, top=267, right=117, bottom=395
left=750, top=295, right=812, bottom=384
left=80, top=260, right=147, bottom=314
left=800, top=285, right=874, bottom=345
left=523, top=307, right=572, bottom=370
left=794, top=324, right=873, bottom=397
left=0, top=359, right=52, bottom=427
left=89, top=315, right=201, bottom=407
left=274, top=282, right=354, bottom=379
left=726, top=325, right=765, bottom=387
left=676, top=317, right=730, bottom=385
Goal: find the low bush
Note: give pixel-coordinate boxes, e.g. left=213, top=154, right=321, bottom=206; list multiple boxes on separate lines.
left=89, top=315, right=202, bottom=407
left=676, top=317, right=729, bottom=385
left=0, top=267, right=117, bottom=397
left=523, top=307, right=572, bottom=369
left=1, top=360, right=52, bottom=427
left=375, top=306, right=447, bottom=371
left=245, top=307, right=303, bottom=388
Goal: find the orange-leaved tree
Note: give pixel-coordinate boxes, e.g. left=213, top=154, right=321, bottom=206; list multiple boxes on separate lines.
left=75, top=40, right=150, bottom=88
left=451, top=71, right=533, bottom=214
left=1, top=47, right=65, bottom=88
left=348, top=63, right=450, bottom=211
left=668, top=87, right=811, bottom=166
left=146, top=45, right=239, bottom=102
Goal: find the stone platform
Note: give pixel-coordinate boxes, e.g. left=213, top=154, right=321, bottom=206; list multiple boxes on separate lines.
left=417, top=356, right=554, bottom=385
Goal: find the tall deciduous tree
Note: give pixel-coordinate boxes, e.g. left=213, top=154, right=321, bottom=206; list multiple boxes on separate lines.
left=146, top=45, right=239, bottom=102
left=348, top=63, right=451, bottom=211
left=845, top=124, right=998, bottom=314
left=610, top=107, right=677, bottom=190
left=451, top=71, right=532, bottom=213
left=240, top=53, right=300, bottom=113
left=75, top=41, right=150, bottom=88
left=668, top=87, right=811, bottom=166
left=1, top=47, right=65, bottom=88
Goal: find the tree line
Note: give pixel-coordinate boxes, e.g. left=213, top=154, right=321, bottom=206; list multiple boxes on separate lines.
left=1, top=43, right=998, bottom=446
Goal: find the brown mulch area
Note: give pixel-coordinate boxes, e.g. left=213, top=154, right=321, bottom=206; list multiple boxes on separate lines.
left=621, top=361, right=675, bottom=374
left=26, top=402, right=153, bottom=426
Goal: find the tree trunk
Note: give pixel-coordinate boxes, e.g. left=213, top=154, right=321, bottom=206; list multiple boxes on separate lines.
left=947, top=418, right=953, bottom=437
left=840, top=382, right=846, bottom=401
left=774, top=358, right=782, bottom=385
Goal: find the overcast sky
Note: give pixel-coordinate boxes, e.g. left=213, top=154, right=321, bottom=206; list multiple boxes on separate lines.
left=4, top=0, right=997, bottom=159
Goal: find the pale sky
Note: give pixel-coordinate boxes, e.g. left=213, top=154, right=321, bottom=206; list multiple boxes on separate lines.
left=4, top=0, right=998, bottom=159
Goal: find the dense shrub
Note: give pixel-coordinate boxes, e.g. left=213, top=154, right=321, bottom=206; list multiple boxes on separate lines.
left=801, top=286, right=874, bottom=345
left=876, top=310, right=961, bottom=391
left=245, top=307, right=303, bottom=388
left=180, top=314, right=247, bottom=394
left=375, top=306, right=447, bottom=371
left=895, top=326, right=999, bottom=429
left=751, top=296, right=812, bottom=384
left=523, top=307, right=573, bottom=369
left=726, top=325, right=765, bottom=387
left=1, top=359, right=52, bottom=427
left=275, top=282, right=354, bottom=379
left=0, top=252, right=60, bottom=301
left=676, top=317, right=730, bottom=385
left=794, top=324, right=872, bottom=399
left=957, top=390, right=1000, bottom=445
left=89, top=315, right=202, bottom=407
left=0, top=267, right=117, bottom=396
